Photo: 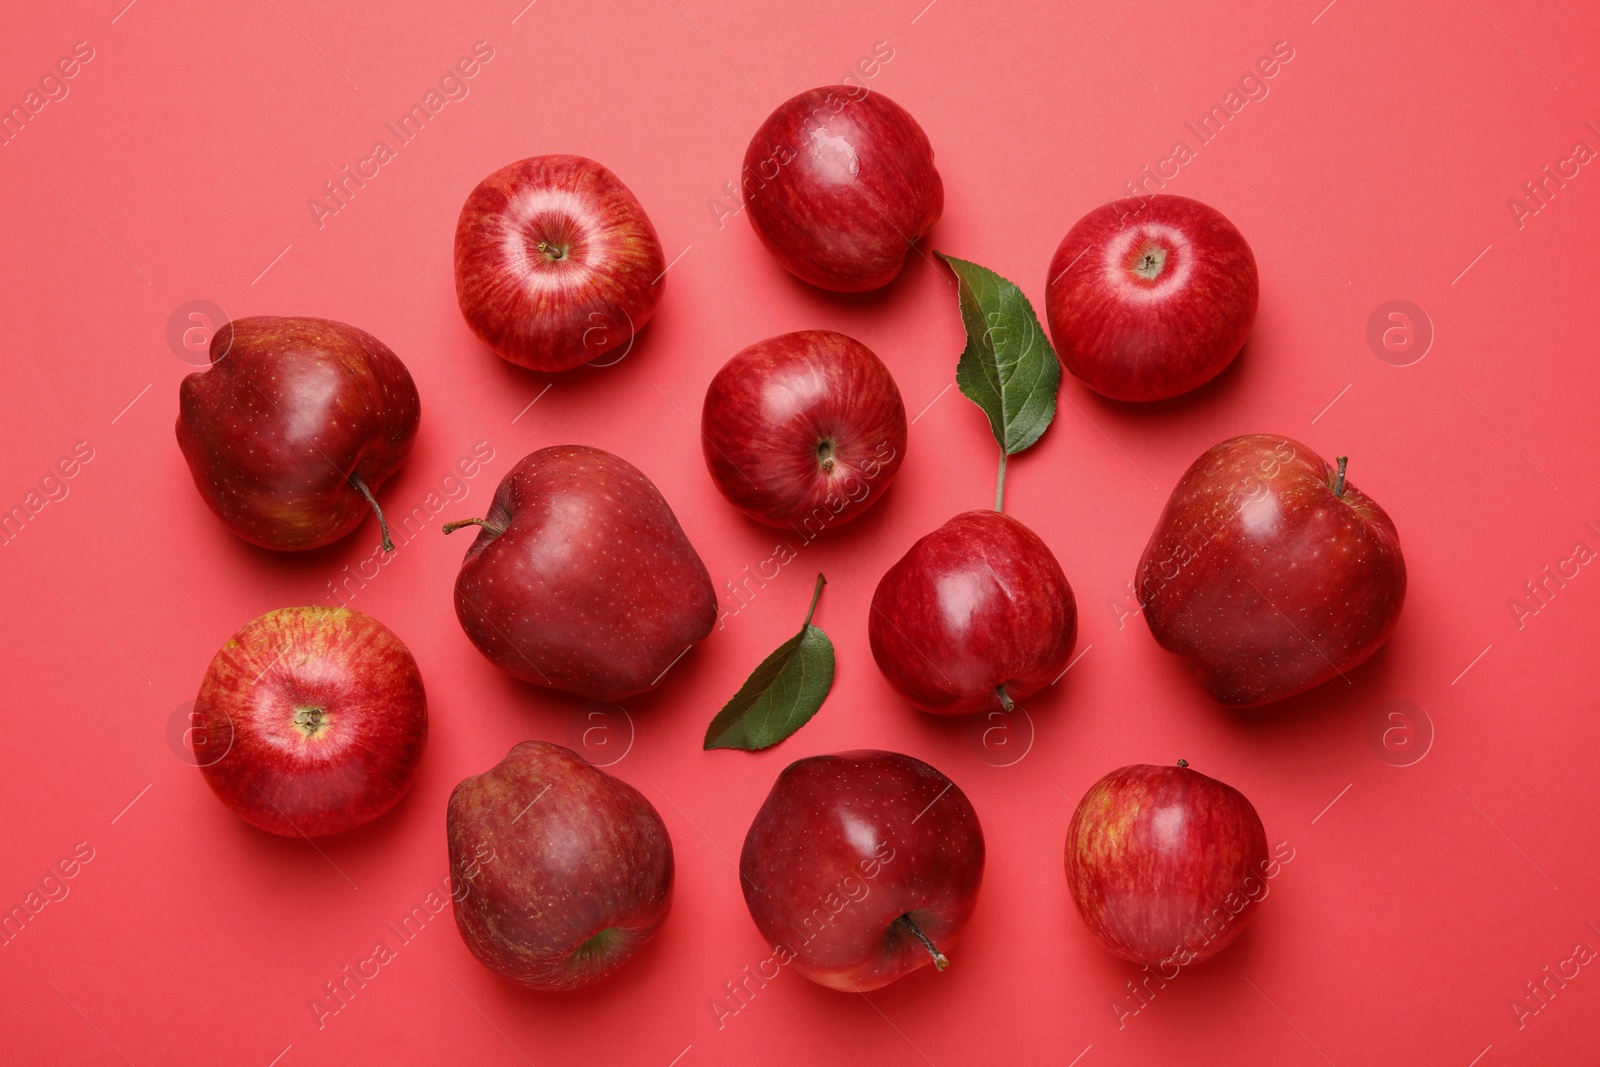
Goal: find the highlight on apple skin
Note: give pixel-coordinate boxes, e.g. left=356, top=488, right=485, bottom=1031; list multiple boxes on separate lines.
left=1136, top=434, right=1406, bottom=706
left=175, top=315, right=420, bottom=552
left=701, top=329, right=907, bottom=531
left=448, top=741, right=674, bottom=991
left=192, top=606, right=428, bottom=838
left=1045, top=194, right=1258, bottom=402
left=454, top=154, right=665, bottom=372
left=742, top=86, right=942, bottom=292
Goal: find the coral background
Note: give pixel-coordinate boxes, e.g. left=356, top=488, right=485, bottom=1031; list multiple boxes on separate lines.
left=1, top=0, right=1597, bottom=1063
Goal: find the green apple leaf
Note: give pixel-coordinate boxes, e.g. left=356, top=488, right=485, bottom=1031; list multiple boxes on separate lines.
left=704, top=575, right=834, bottom=752
left=937, top=251, right=1060, bottom=468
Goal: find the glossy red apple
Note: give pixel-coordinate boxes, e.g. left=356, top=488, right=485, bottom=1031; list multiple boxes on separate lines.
left=448, top=741, right=673, bottom=991
left=743, top=86, right=942, bottom=291
left=455, top=154, right=665, bottom=371
left=192, top=606, right=427, bottom=837
left=700, top=330, right=907, bottom=532
left=176, top=316, right=420, bottom=552
left=739, top=750, right=984, bottom=991
left=1065, top=761, right=1270, bottom=966
left=1045, top=194, right=1258, bottom=401
left=869, top=510, right=1077, bottom=715
left=1137, top=434, right=1406, bottom=706
left=445, top=445, right=716, bottom=700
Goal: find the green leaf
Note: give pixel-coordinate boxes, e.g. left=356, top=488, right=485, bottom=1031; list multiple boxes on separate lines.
left=937, top=252, right=1060, bottom=457
left=704, top=575, right=834, bottom=752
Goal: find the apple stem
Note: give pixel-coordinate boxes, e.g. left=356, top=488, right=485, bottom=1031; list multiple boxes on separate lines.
left=994, top=451, right=1008, bottom=512
left=442, top=517, right=506, bottom=536
left=996, top=685, right=1014, bottom=712
left=897, top=914, right=949, bottom=971
left=349, top=475, right=394, bottom=552
left=802, top=573, right=827, bottom=628
left=1177, top=758, right=1189, bottom=768
left=1333, top=456, right=1349, bottom=499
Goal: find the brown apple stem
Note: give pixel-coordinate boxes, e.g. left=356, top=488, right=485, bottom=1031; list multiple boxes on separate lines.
left=349, top=475, right=394, bottom=552
left=802, top=573, right=827, bottom=628
left=1333, top=456, right=1349, bottom=498
left=441, top=517, right=506, bottom=536
left=1177, top=758, right=1189, bottom=768
left=994, top=451, right=1008, bottom=512
left=996, top=685, right=1014, bottom=712
left=897, top=914, right=949, bottom=971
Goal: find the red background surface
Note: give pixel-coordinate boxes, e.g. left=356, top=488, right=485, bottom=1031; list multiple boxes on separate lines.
left=2, top=1, right=1597, bottom=1064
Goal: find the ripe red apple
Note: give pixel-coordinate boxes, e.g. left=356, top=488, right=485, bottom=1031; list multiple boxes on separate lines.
left=176, top=316, right=420, bottom=552
left=1137, top=434, right=1406, bottom=706
left=192, top=606, right=427, bottom=837
left=743, top=86, right=942, bottom=292
left=445, top=445, right=716, bottom=700
left=455, top=154, right=665, bottom=371
left=448, top=741, right=673, bottom=991
left=1065, top=762, right=1270, bottom=966
left=869, top=510, right=1077, bottom=715
left=739, top=750, right=984, bottom=992
left=700, top=330, right=907, bottom=532
left=1045, top=194, right=1258, bottom=402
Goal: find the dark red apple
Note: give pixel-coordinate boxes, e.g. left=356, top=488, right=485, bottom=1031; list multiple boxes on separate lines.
left=1045, top=194, right=1257, bottom=402
left=1065, top=761, right=1270, bottom=966
left=743, top=86, right=942, bottom=292
left=455, top=154, right=665, bottom=371
left=869, top=510, right=1077, bottom=715
left=193, top=606, right=427, bottom=837
left=445, top=445, right=716, bottom=700
left=1137, top=434, right=1406, bottom=706
left=448, top=741, right=673, bottom=991
left=176, top=316, right=420, bottom=551
left=739, top=750, right=984, bottom=991
left=700, top=330, right=907, bottom=532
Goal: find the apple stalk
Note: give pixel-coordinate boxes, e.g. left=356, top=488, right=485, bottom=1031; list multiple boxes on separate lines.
left=896, top=914, right=949, bottom=971
left=349, top=475, right=395, bottom=552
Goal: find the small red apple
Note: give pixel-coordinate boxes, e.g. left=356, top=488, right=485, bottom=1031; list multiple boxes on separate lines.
left=869, top=510, right=1077, bottom=715
left=1137, top=434, right=1406, bottom=706
left=1045, top=194, right=1258, bottom=402
left=455, top=154, right=665, bottom=371
left=448, top=741, right=673, bottom=991
left=1065, top=761, right=1270, bottom=966
left=739, top=750, right=984, bottom=991
left=700, top=330, right=907, bottom=531
left=176, top=316, right=420, bottom=552
left=743, top=86, right=942, bottom=291
left=192, top=606, right=427, bottom=837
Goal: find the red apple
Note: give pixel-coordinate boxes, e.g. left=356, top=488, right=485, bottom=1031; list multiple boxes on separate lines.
left=1065, top=762, right=1270, bottom=966
left=455, top=154, right=665, bottom=371
left=739, top=750, right=984, bottom=991
left=176, top=316, right=420, bottom=552
left=1137, top=434, right=1406, bottom=706
left=743, top=86, right=942, bottom=291
left=700, top=330, right=907, bottom=532
left=1045, top=194, right=1258, bottom=402
left=192, top=606, right=427, bottom=837
left=448, top=741, right=673, bottom=991
left=445, top=445, right=716, bottom=700
left=869, top=510, right=1077, bottom=715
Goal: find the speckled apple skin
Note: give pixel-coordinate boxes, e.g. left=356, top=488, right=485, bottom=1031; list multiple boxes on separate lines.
left=448, top=741, right=673, bottom=992
left=1065, top=763, right=1270, bottom=966
left=868, top=510, right=1078, bottom=715
left=742, top=87, right=942, bottom=292
left=176, top=316, right=420, bottom=551
left=450, top=445, right=716, bottom=700
left=1136, top=434, right=1406, bottom=707
left=739, top=750, right=984, bottom=992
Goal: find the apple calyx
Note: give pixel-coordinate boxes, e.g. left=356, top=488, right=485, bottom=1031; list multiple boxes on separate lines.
left=1333, top=456, right=1349, bottom=499
left=442, top=516, right=507, bottom=537
left=896, top=914, right=949, bottom=971
left=292, top=706, right=329, bottom=740
left=1176, top=758, right=1189, bottom=768
left=995, top=685, right=1015, bottom=712
left=349, top=474, right=395, bottom=552
left=1131, top=244, right=1169, bottom=282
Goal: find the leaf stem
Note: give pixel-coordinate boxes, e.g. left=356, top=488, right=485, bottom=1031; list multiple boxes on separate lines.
left=897, top=914, right=949, bottom=971
left=349, top=475, right=394, bottom=552
left=994, top=451, right=1008, bottom=512
left=802, top=573, right=827, bottom=629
